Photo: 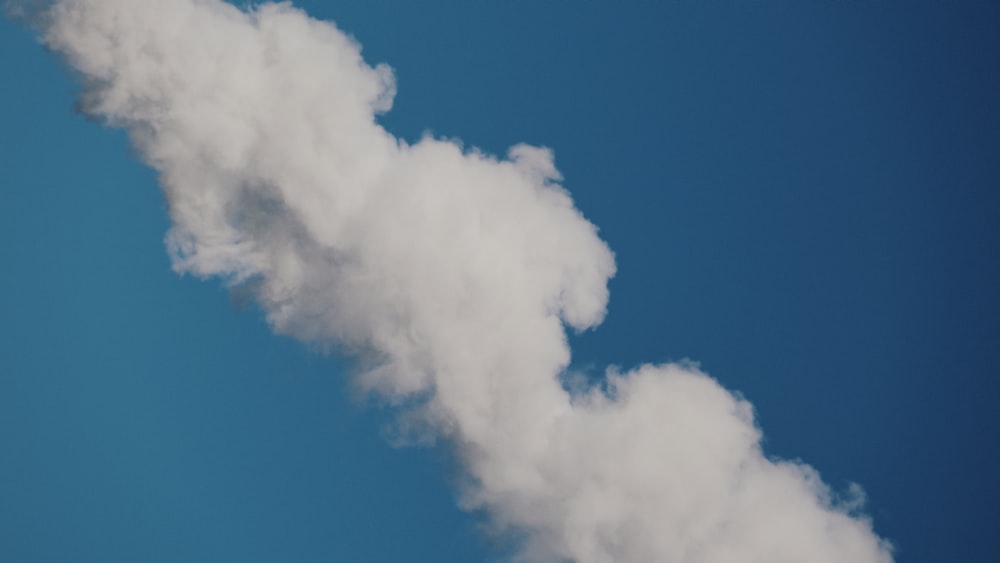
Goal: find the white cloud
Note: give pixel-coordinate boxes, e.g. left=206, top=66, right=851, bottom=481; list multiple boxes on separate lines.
left=36, top=1, right=893, bottom=561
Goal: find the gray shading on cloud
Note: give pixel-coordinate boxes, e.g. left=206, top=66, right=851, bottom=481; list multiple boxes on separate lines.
left=29, top=1, right=894, bottom=561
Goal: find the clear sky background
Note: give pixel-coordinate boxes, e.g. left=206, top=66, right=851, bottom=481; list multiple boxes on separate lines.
left=1, top=1, right=998, bottom=562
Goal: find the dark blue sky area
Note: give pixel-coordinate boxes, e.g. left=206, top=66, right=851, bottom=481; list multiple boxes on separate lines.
left=2, top=2, right=998, bottom=562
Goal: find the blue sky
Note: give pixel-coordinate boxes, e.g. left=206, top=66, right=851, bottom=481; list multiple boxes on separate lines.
left=1, top=1, right=998, bottom=561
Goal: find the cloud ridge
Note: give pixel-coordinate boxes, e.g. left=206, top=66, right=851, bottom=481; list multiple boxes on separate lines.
left=35, top=1, right=893, bottom=561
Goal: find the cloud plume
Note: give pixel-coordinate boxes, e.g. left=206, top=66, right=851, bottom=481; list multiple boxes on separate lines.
left=30, top=1, right=893, bottom=561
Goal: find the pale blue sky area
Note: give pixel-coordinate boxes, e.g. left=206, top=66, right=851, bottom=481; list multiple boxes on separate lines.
left=2, top=2, right=998, bottom=561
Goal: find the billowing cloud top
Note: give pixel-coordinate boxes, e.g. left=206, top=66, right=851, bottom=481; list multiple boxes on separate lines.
left=33, top=1, right=894, bottom=561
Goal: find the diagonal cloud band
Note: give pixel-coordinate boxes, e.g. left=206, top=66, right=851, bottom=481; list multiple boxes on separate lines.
left=25, top=1, right=894, bottom=561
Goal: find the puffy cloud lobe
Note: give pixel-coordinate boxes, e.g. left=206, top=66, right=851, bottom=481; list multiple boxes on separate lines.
left=37, top=1, right=894, bottom=561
